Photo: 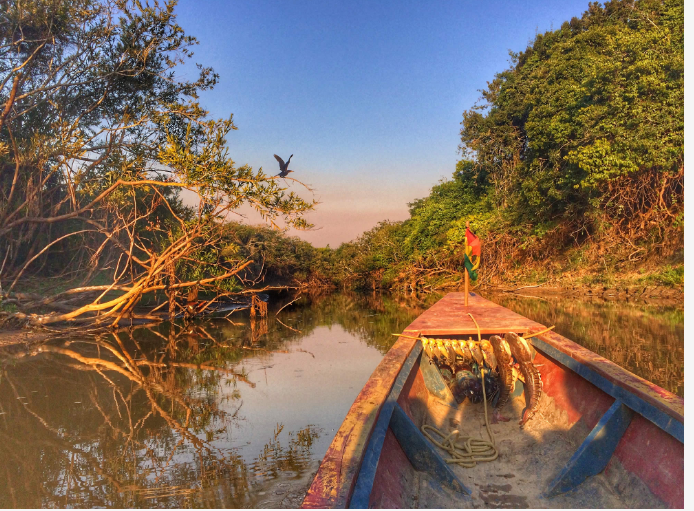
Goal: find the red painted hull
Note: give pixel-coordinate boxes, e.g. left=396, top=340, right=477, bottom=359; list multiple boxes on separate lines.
left=302, top=293, right=683, bottom=508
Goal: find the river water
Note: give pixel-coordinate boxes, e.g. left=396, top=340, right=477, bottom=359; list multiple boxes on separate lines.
left=0, top=291, right=683, bottom=507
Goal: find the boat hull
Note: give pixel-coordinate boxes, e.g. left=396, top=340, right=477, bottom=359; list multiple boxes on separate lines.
left=302, top=293, right=683, bottom=508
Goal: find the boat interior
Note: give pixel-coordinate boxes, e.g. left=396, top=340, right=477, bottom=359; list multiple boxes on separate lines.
left=355, top=336, right=681, bottom=509
left=376, top=346, right=664, bottom=508
left=302, top=294, right=683, bottom=509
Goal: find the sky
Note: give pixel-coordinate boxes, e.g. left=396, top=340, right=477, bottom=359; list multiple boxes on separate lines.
left=175, top=0, right=593, bottom=247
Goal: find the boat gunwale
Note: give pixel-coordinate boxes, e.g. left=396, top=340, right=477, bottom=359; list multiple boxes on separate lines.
left=301, top=293, right=683, bottom=509
left=301, top=331, right=421, bottom=509
left=403, top=293, right=683, bottom=423
left=530, top=331, right=684, bottom=427
left=413, top=329, right=684, bottom=427
left=532, top=331, right=682, bottom=423
left=347, top=339, right=430, bottom=509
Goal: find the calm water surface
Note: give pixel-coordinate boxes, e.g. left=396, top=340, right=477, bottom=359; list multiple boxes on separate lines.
left=481, top=292, right=684, bottom=397
left=0, top=291, right=682, bottom=507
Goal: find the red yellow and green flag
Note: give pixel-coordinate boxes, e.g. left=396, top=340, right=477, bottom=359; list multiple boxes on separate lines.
left=463, top=225, right=481, bottom=280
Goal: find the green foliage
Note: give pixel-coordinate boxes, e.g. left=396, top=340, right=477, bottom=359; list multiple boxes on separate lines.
left=644, top=265, right=684, bottom=286
left=0, top=0, right=314, bottom=311
left=0, top=301, right=18, bottom=313
left=401, top=160, right=491, bottom=257
left=327, top=0, right=683, bottom=290
left=460, top=0, right=683, bottom=221
left=330, top=221, right=404, bottom=286
left=216, top=222, right=335, bottom=286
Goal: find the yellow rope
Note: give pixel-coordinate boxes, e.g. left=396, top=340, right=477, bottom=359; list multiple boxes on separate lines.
left=522, top=325, right=555, bottom=338
left=420, top=312, right=498, bottom=468
left=398, top=319, right=554, bottom=468
left=391, top=333, right=422, bottom=340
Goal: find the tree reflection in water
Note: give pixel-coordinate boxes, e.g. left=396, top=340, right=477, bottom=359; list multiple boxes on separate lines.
left=1, top=328, right=259, bottom=506
left=483, top=292, right=684, bottom=397
left=0, top=290, right=680, bottom=507
left=0, top=291, right=422, bottom=507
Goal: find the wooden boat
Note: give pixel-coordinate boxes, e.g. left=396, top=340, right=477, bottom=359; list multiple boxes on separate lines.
left=302, top=293, right=683, bottom=508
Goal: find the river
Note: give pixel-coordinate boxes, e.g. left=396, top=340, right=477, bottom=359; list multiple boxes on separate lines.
left=0, top=290, right=683, bottom=507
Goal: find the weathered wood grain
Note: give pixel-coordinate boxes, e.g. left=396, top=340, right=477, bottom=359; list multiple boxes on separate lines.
left=301, top=334, right=419, bottom=508
left=404, top=292, right=545, bottom=335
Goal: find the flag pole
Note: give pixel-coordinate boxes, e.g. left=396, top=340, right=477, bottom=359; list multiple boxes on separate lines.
left=464, top=221, right=470, bottom=306
left=464, top=265, right=469, bottom=306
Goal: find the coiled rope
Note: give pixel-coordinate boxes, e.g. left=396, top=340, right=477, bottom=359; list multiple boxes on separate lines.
left=420, top=312, right=498, bottom=468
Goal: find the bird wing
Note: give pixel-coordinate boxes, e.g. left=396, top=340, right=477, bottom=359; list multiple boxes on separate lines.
left=274, top=154, right=285, bottom=169
left=286, top=154, right=293, bottom=165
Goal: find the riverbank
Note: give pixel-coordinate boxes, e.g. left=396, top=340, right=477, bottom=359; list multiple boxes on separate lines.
left=391, top=258, right=685, bottom=305
left=0, top=329, right=54, bottom=348
left=1, top=273, right=683, bottom=348
left=482, top=283, right=683, bottom=302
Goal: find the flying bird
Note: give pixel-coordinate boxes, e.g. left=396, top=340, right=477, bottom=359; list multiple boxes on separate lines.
left=274, top=154, right=294, bottom=177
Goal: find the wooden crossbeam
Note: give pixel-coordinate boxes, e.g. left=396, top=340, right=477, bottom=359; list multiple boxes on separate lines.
left=349, top=343, right=469, bottom=509
left=348, top=342, right=423, bottom=508
left=390, top=403, right=469, bottom=496
left=544, top=399, right=634, bottom=498
left=531, top=337, right=683, bottom=442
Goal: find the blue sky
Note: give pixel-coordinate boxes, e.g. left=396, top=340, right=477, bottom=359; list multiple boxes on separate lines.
left=175, top=0, right=593, bottom=246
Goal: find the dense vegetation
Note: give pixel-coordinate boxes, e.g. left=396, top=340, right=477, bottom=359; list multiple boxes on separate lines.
left=0, top=0, right=314, bottom=327
left=0, top=0, right=684, bottom=329
left=328, top=0, right=684, bottom=291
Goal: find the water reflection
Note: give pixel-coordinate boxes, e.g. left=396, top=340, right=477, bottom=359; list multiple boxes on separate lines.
left=483, top=292, right=684, bottom=397
left=1, top=333, right=251, bottom=507
left=0, top=291, right=421, bottom=508
left=0, top=291, right=682, bottom=507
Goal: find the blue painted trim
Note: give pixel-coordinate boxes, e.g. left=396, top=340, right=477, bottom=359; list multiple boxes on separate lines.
left=390, top=402, right=469, bottom=496
left=420, top=351, right=457, bottom=407
left=530, top=337, right=684, bottom=443
left=348, top=342, right=423, bottom=509
left=544, top=400, right=634, bottom=497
